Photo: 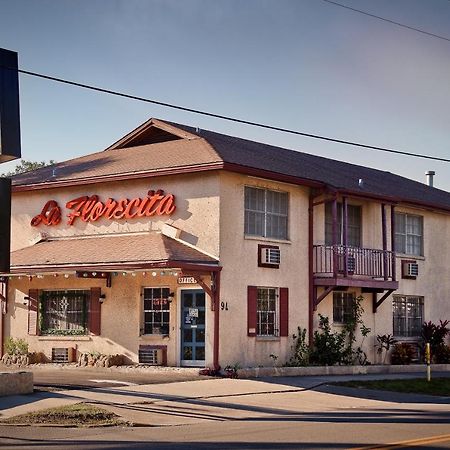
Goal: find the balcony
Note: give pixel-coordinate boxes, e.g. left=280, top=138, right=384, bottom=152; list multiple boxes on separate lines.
left=313, top=244, right=398, bottom=290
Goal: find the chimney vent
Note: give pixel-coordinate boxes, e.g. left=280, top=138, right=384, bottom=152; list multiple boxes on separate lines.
left=425, top=171, right=435, bottom=187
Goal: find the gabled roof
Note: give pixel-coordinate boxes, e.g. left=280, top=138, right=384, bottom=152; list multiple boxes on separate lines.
left=11, top=118, right=450, bottom=212
left=9, top=232, right=218, bottom=273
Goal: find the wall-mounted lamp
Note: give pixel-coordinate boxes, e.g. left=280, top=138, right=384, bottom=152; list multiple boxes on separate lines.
left=168, top=292, right=175, bottom=303
left=99, top=293, right=106, bottom=304
left=23, top=295, right=30, bottom=306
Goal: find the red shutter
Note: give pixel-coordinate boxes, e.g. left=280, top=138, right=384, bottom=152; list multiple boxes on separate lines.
left=28, top=289, right=39, bottom=336
left=247, top=286, right=257, bottom=337
left=279, top=287, right=289, bottom=337
left=89, top=287, right=101, bottom=335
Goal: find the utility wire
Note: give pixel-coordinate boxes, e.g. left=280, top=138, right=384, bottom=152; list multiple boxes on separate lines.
left=2, top=64, right=449, bottom=163
left=322, top=0, right=450, bottom=43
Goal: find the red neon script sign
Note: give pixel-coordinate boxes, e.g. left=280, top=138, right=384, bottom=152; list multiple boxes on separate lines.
left=31, top=189, right=176, bottom=227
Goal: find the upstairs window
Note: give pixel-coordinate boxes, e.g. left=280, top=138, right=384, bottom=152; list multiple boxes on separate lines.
left=325, top=202, right=362, bottom=247
left=245, top=186, right=288, bottom=240
left=395, top=213, right=423, bottom=256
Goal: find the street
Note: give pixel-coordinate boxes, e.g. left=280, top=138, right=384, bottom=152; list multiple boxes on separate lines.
left=1, top=372, right=450, bottom=449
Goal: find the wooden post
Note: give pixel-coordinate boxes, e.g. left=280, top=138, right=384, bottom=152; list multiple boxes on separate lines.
left=343, top=197, right=348, bottom=277
left=332, top=198, right=338, bottom=278
left=382, top=203, right=388, bottom=280
left=391, top=205, right=396, bottom=281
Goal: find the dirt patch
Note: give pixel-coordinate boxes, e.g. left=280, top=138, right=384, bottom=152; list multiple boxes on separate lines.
left=0, top=402, right=130, bottom=427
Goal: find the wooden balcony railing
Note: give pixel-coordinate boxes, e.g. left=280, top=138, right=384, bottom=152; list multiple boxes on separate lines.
left=313, top=244, right=395, bottom=280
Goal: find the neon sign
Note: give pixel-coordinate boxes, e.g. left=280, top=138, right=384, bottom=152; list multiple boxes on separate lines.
left=31, top=189, right=176, bottom=227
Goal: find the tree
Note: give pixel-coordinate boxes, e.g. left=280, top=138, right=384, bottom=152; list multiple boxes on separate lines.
left=1, top=159, right=56, bottom=177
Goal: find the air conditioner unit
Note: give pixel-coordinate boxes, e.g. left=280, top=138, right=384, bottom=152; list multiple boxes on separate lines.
left=138, top=345, right=167, bottom=365
left=52, top=347, right=76, bottom=363
left=261, top=247, right=281, bottom=266
left=338, top=255, right=356, bottom=274
left=403, top=261, right=419, bottom=278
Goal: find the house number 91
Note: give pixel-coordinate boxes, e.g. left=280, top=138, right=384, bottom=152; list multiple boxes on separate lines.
left=220, top=301, right=229, bottom=311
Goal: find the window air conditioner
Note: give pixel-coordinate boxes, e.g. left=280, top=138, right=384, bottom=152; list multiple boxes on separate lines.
left=261, top=247, right=281, bottom=266
left=404, top=262, right=419, bottom=278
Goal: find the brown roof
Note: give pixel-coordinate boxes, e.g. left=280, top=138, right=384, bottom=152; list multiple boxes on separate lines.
left=11, top=118, right=450, bottom=212
left=9, top=233, right=218, bottom=273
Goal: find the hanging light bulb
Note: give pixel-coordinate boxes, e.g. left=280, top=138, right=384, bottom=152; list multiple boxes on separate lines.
left=152, top=271, right=157, bottom=277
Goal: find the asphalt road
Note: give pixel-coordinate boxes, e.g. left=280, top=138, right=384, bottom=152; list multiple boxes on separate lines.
left=1, top=373, right=450, bottom=449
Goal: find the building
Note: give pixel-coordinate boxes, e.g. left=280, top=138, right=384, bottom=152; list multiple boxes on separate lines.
left=1, top=118, right=449, bottom=368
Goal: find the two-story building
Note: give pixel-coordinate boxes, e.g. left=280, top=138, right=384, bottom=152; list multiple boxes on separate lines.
left=1, top=118, right=449, bottom=368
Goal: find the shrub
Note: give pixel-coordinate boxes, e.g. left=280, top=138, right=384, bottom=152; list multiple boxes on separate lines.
left=286, top=327, right=310, bottom=367
left=309, top=315, right=348, bottom=366
left=391, top=343, right=415, bottom=365
left=421, top=320, right=450, bottom=363
left=433, top=344, right=450, bottom=364
left=4, top=337, right=29, bottom=356
left=375, top=334, right=397, bottom=364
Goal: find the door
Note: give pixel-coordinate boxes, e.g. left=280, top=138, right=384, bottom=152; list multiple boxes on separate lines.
left=180, top=290, right=206, bottom=367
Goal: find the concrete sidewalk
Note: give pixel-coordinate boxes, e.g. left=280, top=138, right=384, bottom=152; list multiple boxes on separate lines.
left=0, top=371, right=448, bottom=427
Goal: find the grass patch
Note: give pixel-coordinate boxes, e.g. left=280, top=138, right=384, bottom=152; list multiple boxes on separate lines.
left=335, top=377, right=450, bottom=396
left=0, top=402, right=129, bottom=427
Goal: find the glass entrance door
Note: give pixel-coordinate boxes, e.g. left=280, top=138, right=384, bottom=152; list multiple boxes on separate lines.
left=180, top=290, right=205, bottom=367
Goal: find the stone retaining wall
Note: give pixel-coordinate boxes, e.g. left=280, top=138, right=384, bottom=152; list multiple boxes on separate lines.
left=0, top=371, right=33, bottom=396
left=238, top=364, right=450, bottom=378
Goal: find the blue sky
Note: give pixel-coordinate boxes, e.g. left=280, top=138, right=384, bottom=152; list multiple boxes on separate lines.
left=1, top=0, right=449, bottom=190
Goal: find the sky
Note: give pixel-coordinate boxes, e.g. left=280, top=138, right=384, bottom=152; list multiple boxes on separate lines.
left=0, top=0, right=449, bottom=191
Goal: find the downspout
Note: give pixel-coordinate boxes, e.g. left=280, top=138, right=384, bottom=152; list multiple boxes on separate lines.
left=308, top=194, right=314, bottom=346
left=213, top=271, right=221, bottom=371
left=0, top=278, right=7, bottom=358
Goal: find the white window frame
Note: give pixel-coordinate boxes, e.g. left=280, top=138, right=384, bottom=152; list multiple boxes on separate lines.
left=392, top=295, right=424, bottom=338
left=244, top=186, right=289, bottom=240
left=142, top=287, right=171, bottom=335
left=256, top=287, right=280, bottom=337
left=395, top=213, right=424, bottom=256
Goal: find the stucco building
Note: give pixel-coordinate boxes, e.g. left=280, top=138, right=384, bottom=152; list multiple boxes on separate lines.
left=1, top=118, right=449, bottom=368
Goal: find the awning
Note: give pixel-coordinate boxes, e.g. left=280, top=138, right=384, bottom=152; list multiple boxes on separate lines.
left=8, top=232, right=219, bottom=273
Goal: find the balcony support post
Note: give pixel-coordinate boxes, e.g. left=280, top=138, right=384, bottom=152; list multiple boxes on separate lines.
left=332, top=197, right=338, bottom=278
left=343, top=196, right=348, bottom=277
left=391, top=205, right=397, bottom=282
left=382, top=203, right=388, bottom=280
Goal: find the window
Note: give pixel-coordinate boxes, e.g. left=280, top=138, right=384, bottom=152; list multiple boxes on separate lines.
left=325, top=203, right=361, bottom=247
left=333, top=292, right=355, bottom=323
left=257, top=287, right=279, bottom=336
left=245, top=186, right=288, bottom=240
left=393, top=295, right=424, bottom=338
left=40, top=290, right=89, bottom=335
left=143, top=287, right=170, bottom=335
left=395, top=213, right=423, bottom=256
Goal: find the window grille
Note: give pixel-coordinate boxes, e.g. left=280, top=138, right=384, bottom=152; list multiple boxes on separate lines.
left=333, top=292, right=356, bottom=323
left=41, top=290, right=89, bottom=334
left=393, top=295, right=424, bottom=338
left=143, top=287, right=170, bottom=335
left=257, top=287, right=279, bottom=336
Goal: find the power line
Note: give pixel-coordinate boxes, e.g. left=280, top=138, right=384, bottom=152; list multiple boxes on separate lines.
left=321, top=0, right=450, bottom=43
left=1, top=64, right=449, bottom=163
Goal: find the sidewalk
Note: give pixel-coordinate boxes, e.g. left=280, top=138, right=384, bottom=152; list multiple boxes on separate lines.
left=1, top=371, right=448, bottom=427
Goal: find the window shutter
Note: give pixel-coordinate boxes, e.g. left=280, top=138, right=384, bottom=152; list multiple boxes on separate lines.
left=247, top=286, right=257, bottom=337
left=279, top=287, right=289, bottom=337
left=89, top=287, right=102, bottom=335
left=28, top=289, right=39, bottom=336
